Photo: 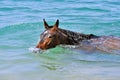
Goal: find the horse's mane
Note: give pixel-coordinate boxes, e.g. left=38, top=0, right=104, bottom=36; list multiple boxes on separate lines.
left=58, top=28, right=99, bottom=45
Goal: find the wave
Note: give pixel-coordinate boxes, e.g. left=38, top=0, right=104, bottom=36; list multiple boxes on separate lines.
left=0, top=22, right=42, bottom=50
left=0, top=22, right=41, bottom=36
left=0, top=7, right=31, bottom=11
left=0, top=22, right=120, bottom=64
left=74, top=7, right=110, bottom=12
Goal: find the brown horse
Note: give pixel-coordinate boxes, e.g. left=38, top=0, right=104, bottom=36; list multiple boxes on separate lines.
left=36, top=19, right=120, bottom=53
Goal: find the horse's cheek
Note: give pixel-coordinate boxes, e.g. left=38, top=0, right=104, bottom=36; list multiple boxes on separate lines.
left=41, top=38, right=51, bottom=49
left=56, top=38, right=60, bottom=45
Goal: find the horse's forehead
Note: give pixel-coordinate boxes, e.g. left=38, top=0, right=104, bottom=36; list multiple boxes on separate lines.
left=41, top=30, right=51, bottom=36
left=42, top=30, right=50, bottom=34
left=43, top=29, right=55, bottom=34
left=44, top=30, right=48, bottom=34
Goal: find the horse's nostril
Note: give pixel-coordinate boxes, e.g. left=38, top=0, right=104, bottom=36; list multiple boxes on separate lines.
left=36, top=44, right=40, bottom=48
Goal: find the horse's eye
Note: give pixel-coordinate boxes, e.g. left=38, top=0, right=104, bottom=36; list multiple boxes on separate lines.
left=49, top=36, right=52, bottom=38
left=48, top=35, right=52, bottom=38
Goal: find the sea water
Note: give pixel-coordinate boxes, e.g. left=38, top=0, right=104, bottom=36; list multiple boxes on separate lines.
left=0, top=0, right=120, bottom=80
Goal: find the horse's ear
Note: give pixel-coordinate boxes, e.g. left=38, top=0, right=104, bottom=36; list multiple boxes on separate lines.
left=43, top=19, right=49, bottom=29
left=52, top=19, right=59, bottom=31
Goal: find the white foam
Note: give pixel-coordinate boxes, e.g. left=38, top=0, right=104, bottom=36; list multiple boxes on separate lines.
left=59, top=45, right=79, bottom=48
left=28, top=47, right=41, bottom=53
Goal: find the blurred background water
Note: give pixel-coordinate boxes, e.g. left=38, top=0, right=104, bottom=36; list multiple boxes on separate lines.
left=0, top=0, right=120, bottom=80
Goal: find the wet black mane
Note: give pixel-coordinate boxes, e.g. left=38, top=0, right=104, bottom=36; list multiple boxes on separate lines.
left=58, top=28, right=99, bottom=45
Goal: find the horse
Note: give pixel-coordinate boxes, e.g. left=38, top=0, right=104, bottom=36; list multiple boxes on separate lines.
left=36, top=19, right=120, bottom=53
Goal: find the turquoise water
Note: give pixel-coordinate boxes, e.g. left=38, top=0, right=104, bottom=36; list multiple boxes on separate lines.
left=0, top=0, right=120, bottom=80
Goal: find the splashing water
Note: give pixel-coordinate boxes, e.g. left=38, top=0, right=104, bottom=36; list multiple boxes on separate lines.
left=28, top=47, right=41, bottom=53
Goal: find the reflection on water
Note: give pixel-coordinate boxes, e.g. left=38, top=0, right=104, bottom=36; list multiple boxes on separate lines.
left=0, top=44, right=120, bottom=80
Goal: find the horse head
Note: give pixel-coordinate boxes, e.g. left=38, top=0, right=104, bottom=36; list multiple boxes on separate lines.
left=36, top=19, right=67, bottom=50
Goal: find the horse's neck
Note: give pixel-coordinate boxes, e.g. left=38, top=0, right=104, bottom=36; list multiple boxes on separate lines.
left=59, top=28, right=98, bottom=45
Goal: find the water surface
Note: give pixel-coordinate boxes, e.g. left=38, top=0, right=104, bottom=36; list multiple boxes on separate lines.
left=0, top=0, right=120, bottom=80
